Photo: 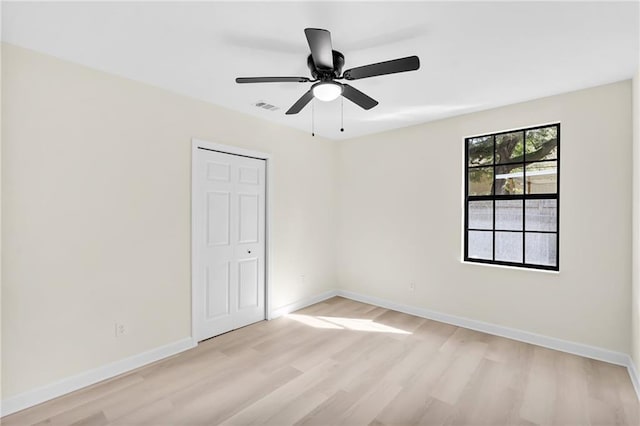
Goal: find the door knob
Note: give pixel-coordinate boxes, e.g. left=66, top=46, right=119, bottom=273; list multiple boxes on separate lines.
left=247, top=250, right=252, bottom=254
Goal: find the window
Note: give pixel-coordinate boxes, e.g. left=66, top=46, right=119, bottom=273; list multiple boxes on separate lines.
left=464, top=124, right=559, bottom=271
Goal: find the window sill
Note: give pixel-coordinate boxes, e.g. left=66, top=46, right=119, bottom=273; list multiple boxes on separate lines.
left=461, top=260, right=560, bottom=274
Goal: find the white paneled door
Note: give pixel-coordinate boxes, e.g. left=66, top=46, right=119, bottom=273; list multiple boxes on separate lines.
left=194, top=148, right=266, bottom=341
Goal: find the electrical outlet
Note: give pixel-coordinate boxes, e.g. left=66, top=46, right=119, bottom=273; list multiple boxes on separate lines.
left=409, top=282, right=415, bottom=292
left=300, top=274, right=306, bottom=284
left=115, top=322, right=127, bottom=337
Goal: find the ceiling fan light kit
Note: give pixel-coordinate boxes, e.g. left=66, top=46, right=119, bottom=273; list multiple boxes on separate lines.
left=312, top=81, right=343, bottom=102
left=235, top=28, right=420, bottom=132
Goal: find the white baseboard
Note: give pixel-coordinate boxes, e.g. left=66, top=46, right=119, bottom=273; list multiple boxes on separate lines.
left=628, top=356, right=640, bottom=401
left=1, top=289, right=340, bottom=418
left=270, top=290, right=338, bottom=319
left=1, top=337, right=195, bottom=417
left=337, top=290, right=640, bottom=400
left=271, top=289, right=640, bottom=401
left=337, top=290, right=632, bottom=366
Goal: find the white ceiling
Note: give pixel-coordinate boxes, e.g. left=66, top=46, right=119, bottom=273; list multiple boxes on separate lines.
left=2, top=1, right=639, bottom=140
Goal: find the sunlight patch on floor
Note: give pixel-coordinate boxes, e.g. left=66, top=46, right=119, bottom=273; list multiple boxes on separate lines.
left=287, top=314, right=411, bottom=334
left=286, top=314, right=343, bottom=329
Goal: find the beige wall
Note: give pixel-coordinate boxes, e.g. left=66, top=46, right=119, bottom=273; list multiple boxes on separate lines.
left=632, top=68, right=640, bottom=369
left=1, top=44, right=337, bottom=398
left=336, top=81, right=633, bottom=353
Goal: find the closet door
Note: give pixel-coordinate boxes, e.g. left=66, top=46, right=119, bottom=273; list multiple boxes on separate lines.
left=194, top=148, right=265, bottom=341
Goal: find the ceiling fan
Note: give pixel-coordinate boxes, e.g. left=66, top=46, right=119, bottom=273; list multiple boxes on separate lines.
left=236, top=28, right=420, bottom=115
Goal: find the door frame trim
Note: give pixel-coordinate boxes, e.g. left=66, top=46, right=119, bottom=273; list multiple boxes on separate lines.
left=191, top=138, right=272, bottom=344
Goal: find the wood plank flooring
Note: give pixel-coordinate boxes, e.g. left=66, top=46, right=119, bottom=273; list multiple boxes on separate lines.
left=3, top=297, right=639, bottom=425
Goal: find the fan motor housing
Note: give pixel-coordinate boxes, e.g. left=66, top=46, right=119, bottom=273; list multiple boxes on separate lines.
left=307, top=50, right=344, bottom=79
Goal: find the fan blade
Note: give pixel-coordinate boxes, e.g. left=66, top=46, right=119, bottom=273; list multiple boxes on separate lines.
left=305, top=28, right=334, bottom=70
left=236, top=76, right=310, bottom=83
left=342, top=84, right=378, bottom=110
left=343, top=56, right=420, bottom=80
left=286, top=90, right=314, bottom=115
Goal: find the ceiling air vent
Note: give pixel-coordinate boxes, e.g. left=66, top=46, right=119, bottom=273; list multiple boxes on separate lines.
left=253, top=101, right=280, bottom=112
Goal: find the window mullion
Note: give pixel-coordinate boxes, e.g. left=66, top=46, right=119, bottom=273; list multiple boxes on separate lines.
left=522, top=135, right=526, bottom=264
left=492, top=139, right=496, bottom=261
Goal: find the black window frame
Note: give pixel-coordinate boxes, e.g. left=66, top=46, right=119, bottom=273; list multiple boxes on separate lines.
left=464, top=123, right=560, bottom=271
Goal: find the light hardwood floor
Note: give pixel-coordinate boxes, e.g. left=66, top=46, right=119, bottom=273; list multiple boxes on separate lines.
left=4, top=297, right=639, bottom=425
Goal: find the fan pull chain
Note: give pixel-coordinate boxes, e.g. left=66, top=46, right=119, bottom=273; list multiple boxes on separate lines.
left=311, top=99, right=315, bottom=137
left=340, top=96, right=344, bottom=132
